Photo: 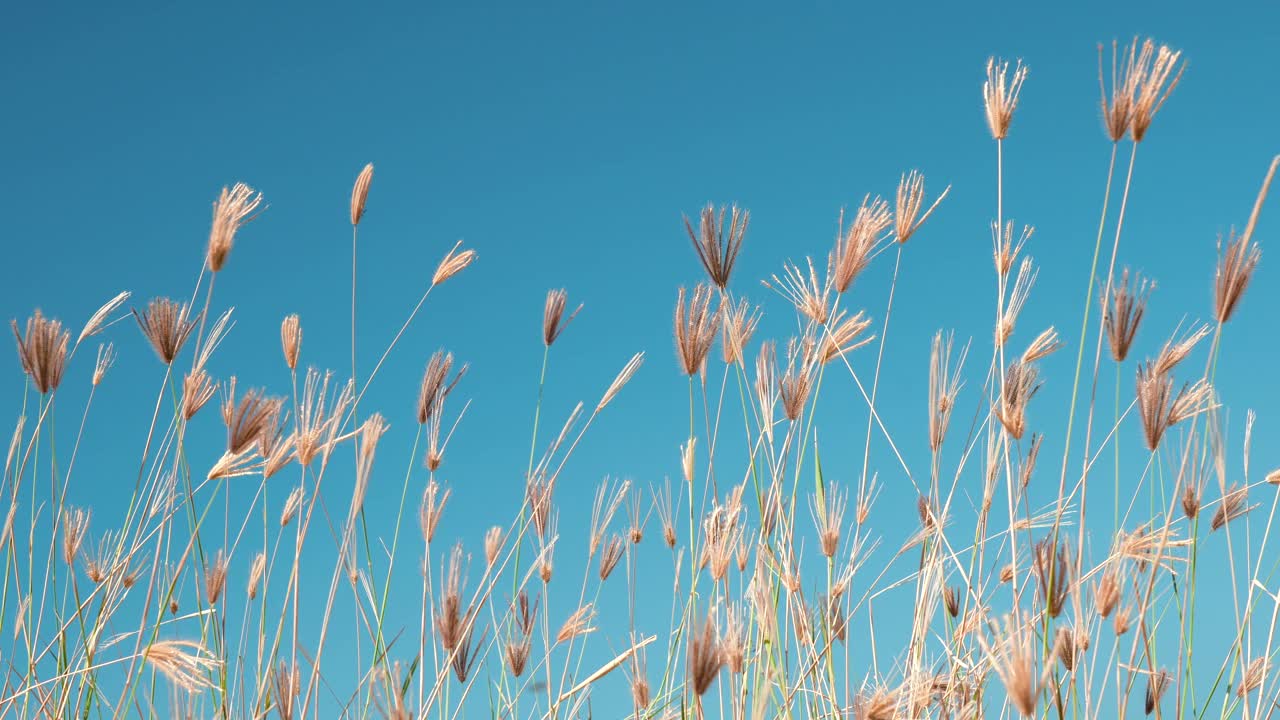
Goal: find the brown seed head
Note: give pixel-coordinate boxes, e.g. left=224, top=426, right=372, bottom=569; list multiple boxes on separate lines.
left=597, top=352, right=644, bottom=411
left=182, top=369, right=217, bottom=421
left=831, top=196, right=891, bottom=293
left=765, top=257, right=830, bottom=324
left=543, top=288, right=581, bottom=347
left=61, top=507, right=90, bottom=566
left=929, top=331, right=967, bottom=452
left=685, top=204, right=748, bottom=290
left=1104, top=269, right=1152, bottom=362
left=894, top=170, right=950, bottom=244
left=133, top=298, right=197, bottom=366
left=280, top=485, right=304, bottom=527
left=1130, top=40, right=1184, bottom=143
left=350, top=163, right=374, bottom=226
left=12, top=311, right=69, bottom=394
left=983, top=58, right=1028, bottom=141
left=992, top=221, right=1033, bottom=277
left=144, top=640, right=220, bottom=692
left=206, top=182, right=265, bottom=273
left=779, top=336, right=817, bottom=421
left=810, top=484, right=847, bottom=558
left=944, top=586, right=960, bottom=618
left=420, top=481, right=450, bottom=543
left=675, top=284, right=720, bottom=376
left=598, top=535, right=624, bottom=581
left=1099, top=39, right=1146, bottom=142
left=92, top=343, right=116, bottom=386
left=280, top=314, right=301, bottom=370
left=1145, top=668, right=1171, bottom=715
left=432, top=242, right=476, bottom=286
left=1032, top=539, right=1072, bottom=618
left=247, top=552, right=266, bottom=600
left=997, top=360, right=1042, bottom=440
left=1214, top=230, right=1262, bottom=324
left=416, top=350, right=467, bottom=425
left=820, top=309, right=874, bottom=364
left=204, top=549, right=228, bottom=605
left=688, top=613, right=724, bottom=696
left=1238, top=657, right=1267, bottom=697
left=720, top=296, right=760, bottom=365
left=556, top=604, right=596, bottom=644
left=1211, top=483, right=1253, bottom=532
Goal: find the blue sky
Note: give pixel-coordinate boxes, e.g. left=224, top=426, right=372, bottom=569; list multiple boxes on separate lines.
left=3, top=1, right=1279, bottom=716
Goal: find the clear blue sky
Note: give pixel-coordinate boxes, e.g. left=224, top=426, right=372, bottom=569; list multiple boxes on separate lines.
left=2, top=1, right=1278, bottom=716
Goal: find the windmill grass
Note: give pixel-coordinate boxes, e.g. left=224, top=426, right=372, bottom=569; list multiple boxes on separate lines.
left=2, top=38, right=1279, bottom=720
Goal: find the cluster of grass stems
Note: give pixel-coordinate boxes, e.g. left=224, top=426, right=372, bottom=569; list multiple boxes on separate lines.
left=3, top=37, right=1280, bottom=720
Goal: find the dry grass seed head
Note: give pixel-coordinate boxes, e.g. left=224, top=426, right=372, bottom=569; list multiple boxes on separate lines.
left=144, top=640, right=220, bottom=692
left=182, top=369, right=217, bottom=421
left=543, top=288, right=582, bottom=347
left=597, top=352, right=644, bottom=411
left=831, top=196, right=891, bottom=293
left=598, top=535, right=624, bottom=581
left=432, top=242, right=476, bottom=285
left=685, top=203, right=748, bottom=290
left=894, top=170, right=950, bottom=244
left=1238, top=657, right=1267, bottom=697
left=1211, top=483, right=1254, bottom=531
left=984, top=57, right=1028, bottom=140
left=688, top=612, right=724, bottom=696
left=1022, top=327, right=1063, bottom=364
left=12, top=311, right=70, bottom=394
left=810, top=483, right=847, bottom=558
left=1146, top=668, right=1171, bottom=715
left=1099, top=39, right=1146, bottom=142
left=765, top=257, right=831, bottom=324
left=674, top=284, right=720, bottom=376
left=993, top=221, right=1033, bottom=277
left=997, top=257, right=1037, bottom=347
left=350, top=163, right=374, bottom=226
left=929, top=331, right=967, bottom=452
left=998, top=360, right=1042, bottom=440
left=556, top=604, right=596, bottom=644
left=61, top=507, right=90, bottom=566
left=280, top=485, right=304, bottom=527
left=1032, top=539, right=1072, bottom=618
left=92, top=342, right=116, bottom=386
left=280, top=314, right=301, bottom=370
left=1130, top=40, right=1184, bottom=142
left=204, top=549, right=228, bottom=605
left=273, top=663, right=300, bottom=720
left=420, top=481, right=450, bottom=543
left=1214, top=230, right=1262, bottom=324
left=416, top=350, right=467, bottom=425
left=247, top=552, right=266, bottom=600
left=779, top=336, right=817, bottom=421
left=981, top=612, right=1038, bottom=716
left=1105, top=269, right=1152, bottom=362
left=483, top=525, right=502, bottom=567
left=435, top=544, right=468, bottom=651
left=206, top=182, right=264, bottom=272
left=720, top=296, right=760, bottom=365
left=821, top=309, right=874, bottom=364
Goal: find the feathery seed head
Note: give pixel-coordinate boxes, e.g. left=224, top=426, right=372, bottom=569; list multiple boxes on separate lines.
left=280, top=314, right=301, bottom=370
left=720, top=296, right=760, bottom=365
left=1099, top=39, right=1146, bottom=142
left=144, top=640, right=220, bottom=692
left=206, top=182, right=265, bottom=273
left=92, top=343, right=116, bottom=386
left=543, top=288, right=581, bottom=347
left=1130, top=40, right=1184, bottom=142
left=133, top=298, right=197, bottom=366
left=674, top=284, right=720, bottom=376
left=1105, top=269, right=1152, bottom=362
left=350, top=163, right=374, bottom=226
left=432, top=242, right=476, bottom=286
left=831, top=196, right=892, bottom=293
left=688, top=613, right=724, bottom=696
left=685, top=204, right=748, bottom=289
left=247, top=552, right=266, bottom=600
left=894, top=170, right=950, bottom=244
left=12, top=311, right=69, bottom=394
left=929, top=331, right=968, bottom=452
left=204, top=550, right=228, bottom=605
left=820, top=309, right=874, bottom=364
left=61, top=507, right=90, bottom=566
left=984, top=58, right=1028, bottom=141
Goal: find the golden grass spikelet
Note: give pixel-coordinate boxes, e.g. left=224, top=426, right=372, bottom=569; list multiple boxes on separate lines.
left=1099, top=39, right=1146, bottom=142
left=997, top=360, right=1041, bottom=440
left=720, top=296, right=759, bottom=365
left=222, top=384, right=282, bottom=455
left=1130, top=39, right=1184, bottom=143
left=597, top=351, right=644, bottom=411
left=144, top=639, right=220, bottom=692
left=61, top=507, right=90, bottom=566
left=280, top=485, right=303, bottom=527
left=929, top=331, right=967, bottom=452
left=1104, top=268, right=1152, bottom=362
left=832, top=196, right=891, bottom=293
left=685, top=203, right=748, bottom=290
left=766, top=257, right=830, bottom=324
left=280, top=314, right=301, bottom=371
left=77, top=290, right=131, bottom=345
left=810, top=483, right=847, bottom=558
left=1021, top=327, right=1063, bottom=364
left=894, top=170, right=950, bottom=244
left=556, top=604, right=596, bottom=644
left=295, top=369, right=353, bottom=467
left=543, top=288, right=581, bottom=347
left=247, top=552, right=266, bottom=600
left=1211, top=483, right=1254, bottom=531
left=206, top=182, right=265, bottom=273
left=12, top=311, right=69, bottom=394
left=992, top=221, right=1032, bottom=278
left=420, top=481, right=449, bottom=544
left=204, top=549, right=228, bottom=605
left=1135, top=363, right=1215, bottom=451
left=688, top=612, right=724, bottom=696
left=598, top=534, right=624, bottom=581
left=779, top=336, right=817, bottom=421
left=182, top=369, right=217, bottom=421
left=1032, top=539, right=1071, bottom=618
left=432, top=242, right=476, bottom=286
left=674, top=284, right=720, bottom=376
left=821, top=309, right=874, bottom=364
left=435, top=544, right=468, bottom=651
left=1145, top=668, right=1171, bottom=715
left=273, top=662, right=300, bottom=720
left=92, top=342, right=116, bottom=386
left=350, top=163, right=374, bottom=226
left=1214, top=230, right=1262, bottom=324
left=1152, top=323, right=1210, bottom=376
left=997, top=256, right=1037, bottom=346
left=483, top=525, right=502, bottom=567
left=416, top=349, right=467, bottom=424
left=1237, top=656, right=1266, bottom=697
left=588, top=476, right=629, bottom=556
left=981, top=612, right=1038, bottom=717
left=983, top=57, right=1028, bottom=141
left=133, top=298, right=198, bottom=366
